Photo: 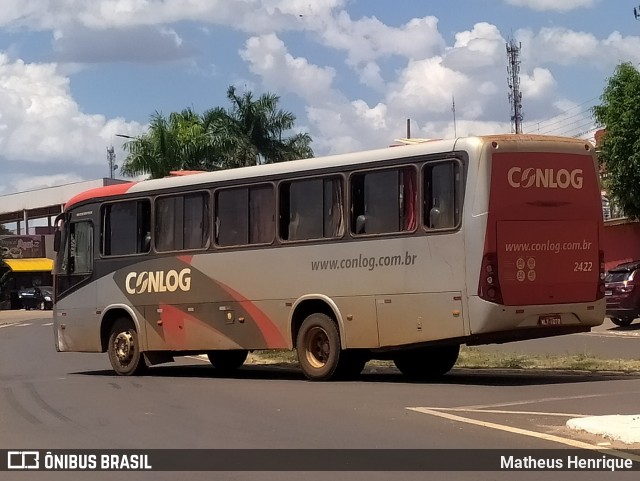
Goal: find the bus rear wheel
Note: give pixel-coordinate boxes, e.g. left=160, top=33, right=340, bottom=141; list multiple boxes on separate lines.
left=393, top=345, right=460, bottom=380
left=107, top=319, right=147, bottom=376
left=296, top=313, right=343, bottom=381
left=206, top=350, right=248, bottom=373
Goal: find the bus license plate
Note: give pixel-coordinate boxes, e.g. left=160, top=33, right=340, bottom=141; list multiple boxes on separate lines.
left=538, top=315, right=562, bottom=326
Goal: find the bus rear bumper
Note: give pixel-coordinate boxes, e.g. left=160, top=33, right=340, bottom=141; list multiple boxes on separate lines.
left=464, top=296, right=605, bottom=346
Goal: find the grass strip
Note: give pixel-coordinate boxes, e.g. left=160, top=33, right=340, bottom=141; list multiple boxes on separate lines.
left=247, top=347, right=640, bottom=373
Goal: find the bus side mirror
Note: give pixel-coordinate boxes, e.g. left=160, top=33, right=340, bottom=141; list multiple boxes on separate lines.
left=355, top=215, right=366, bottom=234
left=53, top=230, right=61, bottom=252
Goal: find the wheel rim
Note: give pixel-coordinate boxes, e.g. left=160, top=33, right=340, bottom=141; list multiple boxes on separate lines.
left=114, top=331, right=135, bottom=366
left=305, top=326, right=330, bottom=368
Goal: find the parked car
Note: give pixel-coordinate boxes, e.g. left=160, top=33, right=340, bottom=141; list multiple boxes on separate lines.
left=604, top=261, right=640, bottom=327
left=17, top=286, right=53, bottom=310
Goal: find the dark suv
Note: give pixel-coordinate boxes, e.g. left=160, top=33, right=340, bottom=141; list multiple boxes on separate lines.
left=605, top=261, right=640, bottom=327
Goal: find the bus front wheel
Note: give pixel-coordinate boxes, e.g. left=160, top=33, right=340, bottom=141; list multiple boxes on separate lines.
left=107, top=319, right=147, bottom=376
left=393, top=345, right=460, bottom=380
left=296, top=313, right=342, bottom=381
left=206, top=350, right=248, bottom=373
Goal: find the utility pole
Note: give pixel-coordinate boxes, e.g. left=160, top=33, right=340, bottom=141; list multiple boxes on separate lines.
left=107, top=146, right=117, bottom=179
left=452, top=96, right=458, bottom=137
left=506, top=38, right=523, bottom=134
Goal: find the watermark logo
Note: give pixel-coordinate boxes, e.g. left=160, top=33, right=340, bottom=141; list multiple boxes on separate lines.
left=8, top=451, right=39, bottom=470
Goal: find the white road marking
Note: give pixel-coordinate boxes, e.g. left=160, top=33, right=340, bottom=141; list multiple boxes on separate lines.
left=407, top=407, right=640, bottom=462
left=455, top=392, right=637, bottom=410
left=423, top=406, right=587, bottom=418
left=43, top=323, right=53, bottom=326
left=16, top=323, right=32, bottom=327
left=0, top=322, right=20, bottom=329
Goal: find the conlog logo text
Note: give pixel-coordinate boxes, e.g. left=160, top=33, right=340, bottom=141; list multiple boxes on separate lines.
left=125, top=269, right=191, bottom=294
left=507, top=167, right=583, bottom=189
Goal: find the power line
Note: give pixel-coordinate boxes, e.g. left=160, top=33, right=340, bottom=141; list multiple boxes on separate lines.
left=553, top=119, right=596, bottom=137
left=536, top=108, right=594, bottom=135
left=522, top=96, right=598, bottom=132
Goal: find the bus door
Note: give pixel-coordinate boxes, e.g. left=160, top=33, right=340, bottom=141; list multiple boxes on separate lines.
left=54, top=216, right=99, bottom=351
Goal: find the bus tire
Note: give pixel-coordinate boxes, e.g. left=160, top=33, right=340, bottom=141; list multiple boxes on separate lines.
left=393, top=345, right=460, bottom=380
left=296, top=313, right=342, bottom=381
left=207, top=350, right=248, bottom=372
left=107, top=318, right=147, bottom=376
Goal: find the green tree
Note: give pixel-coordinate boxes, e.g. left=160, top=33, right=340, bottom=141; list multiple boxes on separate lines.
left=204, top=86, right=313, bottom=168
left=593, top=62, right=640, bottom=219
left=120, top=109, right=216, bottom=179
left=120, top=86, right=313, bottom=178
left=0, top=225, right=12, bottom=235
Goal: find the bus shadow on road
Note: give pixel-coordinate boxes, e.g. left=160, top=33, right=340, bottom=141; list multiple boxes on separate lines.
left=74, top=363, right=640, bottom=386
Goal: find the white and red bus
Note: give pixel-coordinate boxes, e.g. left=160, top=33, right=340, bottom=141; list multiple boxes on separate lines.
left=53, top=134, right=605, bottom=381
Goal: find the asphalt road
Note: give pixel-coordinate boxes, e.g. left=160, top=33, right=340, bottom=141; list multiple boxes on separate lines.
left=1, top=311, right=639, bottom=481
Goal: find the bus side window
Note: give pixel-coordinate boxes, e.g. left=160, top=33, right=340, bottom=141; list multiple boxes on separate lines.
left=101, top=200, right=151, bottom=256
left=216, top=185, right=274, bottom=247
left=155, top=192, right=209, bottom=252
left=424, top=161, right=458, bottom=230
left=350, top=167, right=416, bottom=235
left=280, top=178, right=343, bottom=241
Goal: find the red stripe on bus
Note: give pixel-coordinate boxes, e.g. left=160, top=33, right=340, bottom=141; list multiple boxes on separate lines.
left=65, top=182, right=136, bottom=209
left=159, top=303, right=238, bottom=350
left=178, top=255, right=193, bottom=265
left=159, top=304, right=188, bottom=350
left=216, top=281, right=286, bottom=348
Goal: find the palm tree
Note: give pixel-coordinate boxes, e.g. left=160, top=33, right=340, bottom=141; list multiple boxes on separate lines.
left=120, top=87, right=313, bottom=179
left=120, top=109, right=219, bottom=179
left=204, top=86, right=313, bottom=168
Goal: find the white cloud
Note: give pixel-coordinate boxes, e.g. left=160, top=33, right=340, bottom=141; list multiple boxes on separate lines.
left=445, top=23, right=505, bottom=71
left=504, top=0, right=597, bottom=12
left=240, top=33, right=338, bottom=104
left=520, top=67, right=556, bottom=99
left=0, top=53, right=143, bottom=168
left=315, top=12, right=445, bottom=66
left=519, top=27, right=640, bottom=67
left=387, top=57, right=469, bottom=116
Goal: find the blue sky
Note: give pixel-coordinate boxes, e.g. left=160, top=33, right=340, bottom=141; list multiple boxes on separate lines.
left=0, top=0, right=638, bottom=195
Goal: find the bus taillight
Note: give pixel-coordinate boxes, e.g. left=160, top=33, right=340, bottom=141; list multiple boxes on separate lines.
left=479, top=253, right=503, bottom=304
left=597, top=250, right=605, bottom=300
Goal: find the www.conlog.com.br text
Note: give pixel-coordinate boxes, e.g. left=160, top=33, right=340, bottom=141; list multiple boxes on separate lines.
left=311, top=252, right=418, bottom=272
left=504, top=240, right=593, bottom=255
